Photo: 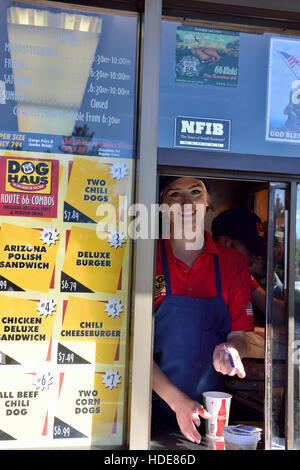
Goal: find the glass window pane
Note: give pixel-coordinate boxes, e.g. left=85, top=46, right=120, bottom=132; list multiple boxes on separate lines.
left=0, top=0, right=138, bottom=449
left=159, top=19, right=300, bottom=158
left=293, top=184, right=300, bottom=448
left=270, top=188, right=287, bottom=448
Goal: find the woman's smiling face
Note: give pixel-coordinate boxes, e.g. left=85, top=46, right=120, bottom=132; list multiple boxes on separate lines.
left=163, top=177, right=208, bottom=206
left=161, top=177, right=209, bottom=236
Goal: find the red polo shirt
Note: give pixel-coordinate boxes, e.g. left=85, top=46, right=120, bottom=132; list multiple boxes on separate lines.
left=251, top=275, right=260, bottom=293
left=155, top=232, right=253, bottom=332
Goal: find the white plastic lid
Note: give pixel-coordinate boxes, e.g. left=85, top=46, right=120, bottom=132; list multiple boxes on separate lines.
left=203, top=391, right=232, bottom=399
left=222, top=426, right=261, bottom=445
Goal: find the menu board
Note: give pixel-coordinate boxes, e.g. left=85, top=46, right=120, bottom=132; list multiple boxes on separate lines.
left=0, top=1, right=137, bottom=158
left=0, top=0, right=137, bottom=450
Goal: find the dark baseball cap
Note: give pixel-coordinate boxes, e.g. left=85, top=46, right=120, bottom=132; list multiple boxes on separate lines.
left=212, top=208, right=266, bottom=256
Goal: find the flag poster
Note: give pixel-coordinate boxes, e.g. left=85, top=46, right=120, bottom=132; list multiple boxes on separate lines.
left=266, top=37, right=300, bottom=143
left=175, top=26, right=240, bottom=87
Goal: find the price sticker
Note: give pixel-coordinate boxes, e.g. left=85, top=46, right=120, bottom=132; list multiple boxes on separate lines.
left=102, top=369, right=121, bottom=390
left=64, top=209, right=80, bottom=222
left=61, top=279, right=78, bottom=292
left=53, top=424, right=71, bottom=439
left=57, top=351, right=75, bottom=364
left=110, top=162, right=128, bottom=181
left=105, top=299, right=123, bottom=319
left=107, top=231, right=126, bottom=249
left=36, top=298, right=56, bottom=318
left=40, top=227, right=59, bottom=246
left=32, top=371, right=53, bottom=391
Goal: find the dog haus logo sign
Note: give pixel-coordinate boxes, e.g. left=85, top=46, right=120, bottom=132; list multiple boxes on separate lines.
left=6, top=159, right=52, bottom=193
left=174, top=116, right=231, bottom=151
left=0, top=156, right=59, bottom=218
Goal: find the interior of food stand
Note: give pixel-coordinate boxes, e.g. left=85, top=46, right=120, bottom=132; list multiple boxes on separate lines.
left=150, top=175, right=287, bottom=449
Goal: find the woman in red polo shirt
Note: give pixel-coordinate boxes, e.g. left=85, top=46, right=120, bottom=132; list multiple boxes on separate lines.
left=152, top=176, right=253, bottom=444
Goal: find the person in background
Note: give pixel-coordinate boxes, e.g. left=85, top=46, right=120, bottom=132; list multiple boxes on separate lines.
left=211, top=208, right=284, bottom=316
left=152, top=176, right=253, bottom=444
left=211, top=208, right=286, bottom=436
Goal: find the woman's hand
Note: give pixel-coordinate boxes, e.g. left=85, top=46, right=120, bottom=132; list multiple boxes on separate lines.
left=172, top=394, right=210, bottom=444
left=213, top=342, right=246, bottom=378
left=213, top=331, right=247, bottom=378
left=152, top=361, right=210, bottom=444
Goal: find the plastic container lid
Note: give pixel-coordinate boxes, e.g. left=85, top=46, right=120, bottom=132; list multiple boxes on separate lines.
left=222, top=425, right=261, bottom=445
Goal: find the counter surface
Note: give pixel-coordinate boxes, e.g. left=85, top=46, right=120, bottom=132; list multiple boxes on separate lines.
left=150, top=431, right=226, bottom=450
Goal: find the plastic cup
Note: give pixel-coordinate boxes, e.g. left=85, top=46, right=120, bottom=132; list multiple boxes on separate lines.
left=222, top=425, right=261, bottom=450
left=206, top=436, right=225, bottom=450
left=202, top=391, right=232, bottom=438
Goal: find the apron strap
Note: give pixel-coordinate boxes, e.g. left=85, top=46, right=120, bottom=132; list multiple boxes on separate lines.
left=161, top=240, right=223, bottom=298
left=160, top=239, right=172, bottom=295
left=213, top=254, right=222, bottom=297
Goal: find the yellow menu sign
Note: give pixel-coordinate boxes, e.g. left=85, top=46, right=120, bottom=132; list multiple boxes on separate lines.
left=0, top=295, right=56, bottom=365
left=58, top=297, right=123, bottom=365
left=54, top=369, right=122, bottom=441
left=0, top=370, right=52, bottom=441
left=0, top=150, right=133, bottom=449
left=64, top=157, right=128, bottom=224
left=61, top=226, right=126, bottom=293
left=0, top=223, right=60, bottom=292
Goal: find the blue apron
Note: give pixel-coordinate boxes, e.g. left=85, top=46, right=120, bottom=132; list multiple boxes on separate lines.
left=152, top=240, right=231, bottom=425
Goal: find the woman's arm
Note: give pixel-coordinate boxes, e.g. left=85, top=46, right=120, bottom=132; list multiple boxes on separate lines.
left=152, top=360, right=210, bottom=443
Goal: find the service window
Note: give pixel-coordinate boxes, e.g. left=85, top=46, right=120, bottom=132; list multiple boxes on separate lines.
left=153, top=14, right=300, bottom=450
